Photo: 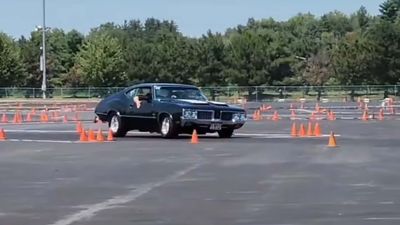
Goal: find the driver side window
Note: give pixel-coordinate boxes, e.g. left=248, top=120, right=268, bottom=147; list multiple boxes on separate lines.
left=136, top=87, right=152, bottom=98
left=126, top=88, right=137, bottom=98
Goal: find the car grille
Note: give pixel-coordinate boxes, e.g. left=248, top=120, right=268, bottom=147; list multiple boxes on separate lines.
left=197, top=111, right=213, bottom=120
left=214, top=110, right=221, bottom=119
left=221, top=112, right=233, bottom=121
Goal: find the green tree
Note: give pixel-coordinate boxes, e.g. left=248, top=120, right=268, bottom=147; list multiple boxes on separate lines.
left=195, top=32, right=229, bottom=86
left=0, top=33, right=25, bottom=88
left=380, top=0, right=400, bottom=22
left=75, top=34, right=127, bottom=87
left=19, top=32, right=42, bottom=90
left=303, top=49, right=334, bottom=86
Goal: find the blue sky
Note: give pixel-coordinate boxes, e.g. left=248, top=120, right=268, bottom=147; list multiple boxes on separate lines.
left=1, top=0, right=383, bottom=38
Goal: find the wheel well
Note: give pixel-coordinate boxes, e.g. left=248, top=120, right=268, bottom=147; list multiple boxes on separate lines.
left=107, top=110, right=117, bottom=121
left=158, top=113, right=171, bottom=124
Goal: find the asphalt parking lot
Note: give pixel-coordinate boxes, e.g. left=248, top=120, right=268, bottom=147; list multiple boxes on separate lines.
left=1, top=102, right=400, bottom=225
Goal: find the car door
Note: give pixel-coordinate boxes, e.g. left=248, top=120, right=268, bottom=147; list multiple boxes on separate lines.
left=125, top=88, right=140, bottom=127
left=131, top=86, right=158, bottom=131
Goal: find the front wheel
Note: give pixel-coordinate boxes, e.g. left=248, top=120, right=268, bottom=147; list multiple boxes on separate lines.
left=108, top=113, right=128, bottom=137
left=218, top=129, right=234, bottom=138
left=160, top=116, right=178, bottom=138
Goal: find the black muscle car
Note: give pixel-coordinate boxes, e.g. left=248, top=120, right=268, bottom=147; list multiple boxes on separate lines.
left=94, top=83, right=246, bottom=138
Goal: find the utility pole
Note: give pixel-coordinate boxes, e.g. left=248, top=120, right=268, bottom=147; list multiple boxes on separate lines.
left=41, top=0, right=47, bottom=99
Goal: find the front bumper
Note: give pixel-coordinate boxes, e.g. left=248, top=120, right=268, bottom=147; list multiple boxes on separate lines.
left=180, top=118, right=245, bottom=130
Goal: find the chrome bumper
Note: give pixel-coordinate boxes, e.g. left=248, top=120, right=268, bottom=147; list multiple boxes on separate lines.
left=180, top=118, right=245, bottom=127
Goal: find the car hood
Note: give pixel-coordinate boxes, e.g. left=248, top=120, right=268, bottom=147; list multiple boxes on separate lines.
left=160, top=99, right=243, bottom=110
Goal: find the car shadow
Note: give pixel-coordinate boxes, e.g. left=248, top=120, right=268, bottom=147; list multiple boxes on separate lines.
left=123, top=134, right=249, bottom=140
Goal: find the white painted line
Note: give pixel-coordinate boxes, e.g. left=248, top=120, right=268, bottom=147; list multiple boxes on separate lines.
left=4, top=130, right=340, bottom=139
left=235, top=133, right=340, bottom=138
left=8, top=139, right=75, bottom=144
left=48, top=163, right=202, bottom=225
left=6, top=130, right=77, bottom=133
left=6, top=139, right=114, bottom=144
left=364, top=217, right=400, bottom=221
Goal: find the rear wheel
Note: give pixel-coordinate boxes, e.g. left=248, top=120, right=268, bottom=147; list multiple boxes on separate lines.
left=218, top=128, right=234, bottom=138
left=160, top=116, right=178, bottom=138
left=108, top=113, right=128, bottom=137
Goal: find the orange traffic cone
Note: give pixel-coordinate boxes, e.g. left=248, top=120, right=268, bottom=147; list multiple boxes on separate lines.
left=12, top=113, right=18, bottom=124
left=378, top=108, right=384, bottom=121
left=43, top=113, right=49, bottom=123
left=63, top=115, right=68, bottom=123
left=76, top=122, right=83, bottom=134
left=79, top=129, right=88, bottom=142
left=0, top=128, right=6, bottom=141
left=252, top=111, right=257, bottom=120
left=290, top=110, right=296, bottom=120
left=315, top=103, right=320, bottom=112
left=272, top=111, right=280, bottom=121
left=291, top=122, right=297, bottom=137
left=362, top=110, right=369, bottom=121
left=31, top=108, right=36, bottom=115
left=88, top=129, right=96, bottom=142
left=331, top=111, right=336, bottom=121
left=328, top=132, right=338, bottom=148
left=17, top=112, right=23, bottom=124
left=298, top=123, right=306, bottom=137
left=107, top=129, right=114, bottom=141
left=191, top=129, right=199, bottom=144
left=307, top=121, right=313, bottom=136
left=25, top=112, right=32, bottom=122
left=327, top=110, right=336, bottom=121
left=96, top=129, right=105, bottom=142
left=1, top=113, right=8, bottom=123
left=313, top=122, right=322, bottom=137
left=310, top=112, right=316, bottom=121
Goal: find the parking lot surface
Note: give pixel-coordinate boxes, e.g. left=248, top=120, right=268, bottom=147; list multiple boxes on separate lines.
left=1, top=102, right=400, bottom=225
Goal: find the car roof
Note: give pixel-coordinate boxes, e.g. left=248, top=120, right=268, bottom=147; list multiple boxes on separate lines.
left=129, top=83, right=198, bottom=89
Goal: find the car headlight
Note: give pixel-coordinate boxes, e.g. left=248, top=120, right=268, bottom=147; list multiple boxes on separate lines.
left=182, top=109, right=198, bottom=119
left=232, top=113, right=246, bottom=123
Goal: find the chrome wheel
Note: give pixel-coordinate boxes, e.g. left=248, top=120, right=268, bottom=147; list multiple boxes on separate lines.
left=161, top=117, right=170, bottom=135
left=110, top=116, right=119, bottom=133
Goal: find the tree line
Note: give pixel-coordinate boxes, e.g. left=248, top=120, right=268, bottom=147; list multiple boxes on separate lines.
left=1, top=0, right=400, bottom=89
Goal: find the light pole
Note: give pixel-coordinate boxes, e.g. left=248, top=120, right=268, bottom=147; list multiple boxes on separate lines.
left=41, top=0, right=47, bottom=99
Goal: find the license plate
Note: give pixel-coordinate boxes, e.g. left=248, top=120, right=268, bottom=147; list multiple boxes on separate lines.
left=210, top=123, right=222, bottom=131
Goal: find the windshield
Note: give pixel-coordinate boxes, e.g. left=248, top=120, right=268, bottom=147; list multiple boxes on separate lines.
left=155, top=86, right=208, bottom=101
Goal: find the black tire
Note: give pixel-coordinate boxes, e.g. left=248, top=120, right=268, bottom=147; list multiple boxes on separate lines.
left=108, top=112, right=128, bottom=137
left=160, top=115, right=178, bottom=138
left=218, top=129, right=234, bottom=138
